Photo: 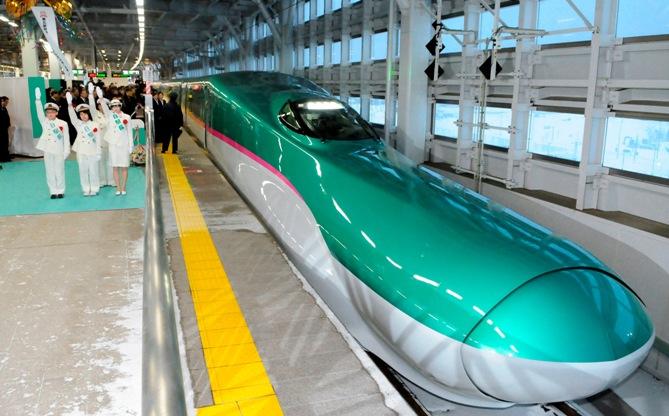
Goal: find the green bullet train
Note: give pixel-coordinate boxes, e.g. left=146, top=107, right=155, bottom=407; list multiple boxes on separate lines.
left=165, top=72, right=654, bottom=408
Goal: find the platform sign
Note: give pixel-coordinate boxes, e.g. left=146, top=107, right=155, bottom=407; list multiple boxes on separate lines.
left=73, top=69, right=85, bottom=76
left=97, top=71, right=108, bottom=78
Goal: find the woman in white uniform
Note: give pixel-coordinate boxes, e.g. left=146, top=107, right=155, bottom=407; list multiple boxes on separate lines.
left=88, top=84, right=113, bottom=187
left=96, top=87, right=133, bottom=195
left=34, top=88, right=70, bottom=199
left=66, top=90, right=101, bottom=196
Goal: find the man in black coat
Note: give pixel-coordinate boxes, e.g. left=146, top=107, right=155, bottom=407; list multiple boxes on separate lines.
left=152, top=90, right=165, bottom=144
left=0, top=96, right=10, bottom=162
left=162, top=92, right=183, bottom=154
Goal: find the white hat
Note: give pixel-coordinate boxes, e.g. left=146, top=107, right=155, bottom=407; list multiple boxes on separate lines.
left=44, top=102, right=59, bottom=111
left=75, top=103, right=90, bottom=112
left=110, top=99, right=122, bottom=107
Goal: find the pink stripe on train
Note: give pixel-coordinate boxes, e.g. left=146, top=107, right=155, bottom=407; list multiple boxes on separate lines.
left=186, top=111, right=302, bottom=199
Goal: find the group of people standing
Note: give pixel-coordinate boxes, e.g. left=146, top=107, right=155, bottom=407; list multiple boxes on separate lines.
left=35, top=82, right=134, bottom=198
left=152, top=90, right=183, bottom=154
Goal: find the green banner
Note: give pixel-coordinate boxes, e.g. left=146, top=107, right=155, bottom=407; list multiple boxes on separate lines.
left=48, top=78, right=62, bottom=91
left=28, top=77, right=47, bottom=139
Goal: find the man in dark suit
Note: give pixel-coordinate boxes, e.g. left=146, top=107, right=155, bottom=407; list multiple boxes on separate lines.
left=152, top=90, right=166, bottom=144
left=0, top=96, right=10, bottom=162
left=162, top=92, right=183, bottom=154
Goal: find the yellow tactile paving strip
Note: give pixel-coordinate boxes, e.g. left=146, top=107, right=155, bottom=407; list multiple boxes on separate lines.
left=162, top=154, right=283, bottom=416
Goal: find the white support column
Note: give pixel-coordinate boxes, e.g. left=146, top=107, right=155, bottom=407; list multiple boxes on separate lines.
left=506, top=0, right=538, bottom=187
left=340, top=0, right=351, bottom=97
left=280, top=0, right=294, bottom=73
left=455, top=0, right=481, bottom=171
left=396, top=0, right=433, bottom=162
left=21, top=33, right=40, bottom=77
left=324, top=0, right=333, bottom=69
left=309, top=0, right=317, bottom=78
left=575, top=0, right=617, bottom=210
left=360, top=0, right=373, bottom=121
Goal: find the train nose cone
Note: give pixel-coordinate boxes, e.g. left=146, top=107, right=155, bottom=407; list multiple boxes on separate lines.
left=461, top=268, right=654, bottom=404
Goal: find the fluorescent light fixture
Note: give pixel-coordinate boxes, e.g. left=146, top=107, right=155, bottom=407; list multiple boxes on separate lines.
left=8, top=21, right=18, bottom=27
left=101, top=49, right=106, bottom=53
left=0, top=15, right=9, bottom=22
left=299, top=101, right=345, bottom=110
left=131, top=0, right=145, bottom=70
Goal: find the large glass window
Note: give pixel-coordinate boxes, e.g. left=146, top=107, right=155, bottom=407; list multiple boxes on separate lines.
left=303, top=47, right=310, bottom=67
left=617, top=0, right=669, bottom=38
left=479, top=4, right=519, bottom=49
left=369, top=98, right=386, bottom=125
left=434, top=103, right=460, bottom=139
left=603, top=117, right=669, bottom=179
left=304, top=1, right=311, bottom=22
left=349, top=36, right=362, bottom=62
left=332, top=41, right=342, bottom=65
left=528, top=110, right=585, bottom=161
left=348, top=96, right=361, bottom=113
left=280, top=100, right=378, bottom=141
left=332, top=0, right=342, bottom=11
left=316, top=0, right=325, bottom=17
left=371, top=32, right=388, bottom=60
left=441, top=15, right=465, bottom=54
left=316, top=44, right=324, bottom=66
left=475, top=106, right=512, bottom=148
left=538, top=0, right=594, bottom=45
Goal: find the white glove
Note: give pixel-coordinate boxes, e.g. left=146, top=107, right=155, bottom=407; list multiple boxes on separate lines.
left=35, top=88, right=41, bottom=100
left=88, top=82, right=95, bottom=95
left=63, top=152, right=70, bottom=161
left=96, top=86, right=104, bottom=99
left=66, top=92, right=73, bottom=105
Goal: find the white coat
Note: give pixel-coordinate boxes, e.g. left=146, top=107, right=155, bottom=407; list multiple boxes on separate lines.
left=101, top=103, right=133, bottom=168
left=35, top=99, right=70, bottom=195
left=35, top=102, right=70, bottom=157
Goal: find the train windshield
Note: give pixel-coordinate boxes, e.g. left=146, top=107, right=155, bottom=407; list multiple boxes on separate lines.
left=280, top=100, right=379, bottom=141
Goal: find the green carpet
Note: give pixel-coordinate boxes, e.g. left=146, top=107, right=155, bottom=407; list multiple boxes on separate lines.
left=0, top=160, right=145, bottom=216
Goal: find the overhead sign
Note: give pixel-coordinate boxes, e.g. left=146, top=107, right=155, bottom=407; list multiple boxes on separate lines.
left=97, top=71, right=108, bottom=78
left=73, top=69, right=85, bottom=76
left=32, top=6, right=72, bottom=79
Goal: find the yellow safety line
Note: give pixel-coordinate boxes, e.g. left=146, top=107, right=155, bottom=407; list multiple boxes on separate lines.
left=162, top=154, right=283, bottom=416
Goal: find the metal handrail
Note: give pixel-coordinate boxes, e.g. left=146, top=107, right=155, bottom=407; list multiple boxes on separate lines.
left=142, top=107, right=188, bottom=415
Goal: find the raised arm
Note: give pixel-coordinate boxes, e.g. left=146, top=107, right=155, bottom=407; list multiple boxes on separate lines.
left=66, top=92, right=82, bottom=129
left=34, top=87, right=45, bottom=125
left=96, top=87, right=112, bottom=119
left=88, top=83, right=98, bottom=119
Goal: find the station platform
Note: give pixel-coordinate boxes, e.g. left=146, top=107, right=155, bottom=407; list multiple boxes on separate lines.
left=0, top=158, right=145, bottom=414
left=158, top=134, right=399, bottom=415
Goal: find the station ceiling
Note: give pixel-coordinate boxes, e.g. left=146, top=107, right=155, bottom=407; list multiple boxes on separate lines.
left=0, top=0, right=279, bottom=70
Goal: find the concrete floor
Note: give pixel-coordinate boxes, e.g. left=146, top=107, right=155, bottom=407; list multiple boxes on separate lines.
left=160, top=135, right=396, bottom=415
left=0, top=209, right=143, bottom=415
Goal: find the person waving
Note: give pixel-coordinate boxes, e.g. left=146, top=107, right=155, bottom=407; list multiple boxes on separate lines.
left=97, top=87, right=133, bottom=196
left=35, top=87, right=70, bottom=199
left=67, top=88, right=102, bottom=196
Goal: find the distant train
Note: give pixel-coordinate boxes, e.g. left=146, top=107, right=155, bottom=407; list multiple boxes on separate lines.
left=162, top=72, right=654, bottom=408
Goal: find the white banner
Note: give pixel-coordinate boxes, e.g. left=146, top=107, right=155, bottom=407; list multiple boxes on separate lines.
left=32, top=6, right=72, bottom=79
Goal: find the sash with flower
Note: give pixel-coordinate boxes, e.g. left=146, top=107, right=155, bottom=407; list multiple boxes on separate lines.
left=112, top=113, right=128, bottom=132
left=48, top=121, right=64, bottom=141
left=82, top=123, right=97, bottom=143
